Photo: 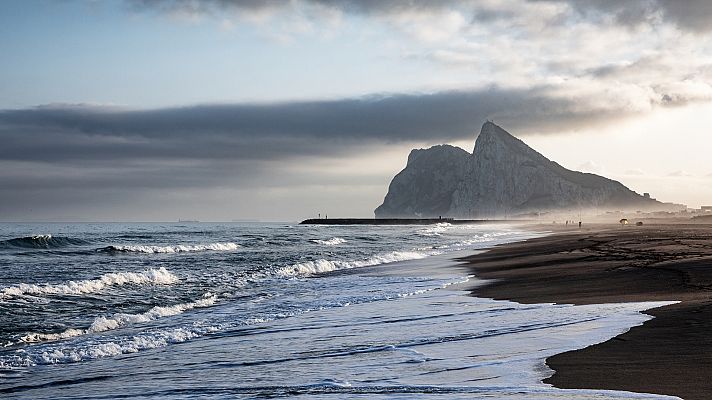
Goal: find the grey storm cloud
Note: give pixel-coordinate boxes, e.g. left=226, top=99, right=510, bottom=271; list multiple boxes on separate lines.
left=128, top=0, right=712, bottom=32
left=547, top=0, right=712, bottom=32
left=0, top=86, right=634, bottom=165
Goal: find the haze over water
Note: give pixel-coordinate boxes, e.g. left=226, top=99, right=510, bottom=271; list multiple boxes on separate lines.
left=0, top=223, right=676, bottom=399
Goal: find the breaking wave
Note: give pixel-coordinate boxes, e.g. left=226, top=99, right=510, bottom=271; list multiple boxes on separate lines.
left=1, top=325, right=219, bottom=368
left=0, top=235, right=89, bottom=249
left=98, top=242, right=240, bottom=253
left=0, top=267, right=178, bottom=299
left=435, top=231, right=515, bottom=249
left=0, top=278, right=473, bottom=368
left=277, top=250, right=434, bottom=277
left=20, top=293, right=217, bottom=343
left=310, top=237, right=347, bottom=246
left=416, top=223, right=451, bottom=237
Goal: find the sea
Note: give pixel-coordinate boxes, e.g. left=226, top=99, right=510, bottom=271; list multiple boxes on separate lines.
left=0, top=222, right=678, bottom=399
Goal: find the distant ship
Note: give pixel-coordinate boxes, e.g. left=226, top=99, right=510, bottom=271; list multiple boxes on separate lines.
left=178, top=219, right=200, bottom=223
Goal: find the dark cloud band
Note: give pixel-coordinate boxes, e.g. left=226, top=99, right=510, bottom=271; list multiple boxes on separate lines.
left=0, top=86, right=632, bottom=164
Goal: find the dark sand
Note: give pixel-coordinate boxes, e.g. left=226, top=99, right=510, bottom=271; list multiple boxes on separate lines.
left=463, top=224, right=712, bottom=400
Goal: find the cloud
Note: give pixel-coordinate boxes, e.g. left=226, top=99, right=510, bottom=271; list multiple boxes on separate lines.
left=126, top=0, right=478, bottom=44
left=128, top=0, right=712, bottom=33
left=656, top=0, right=712, bottom=32
left=0, top=86, right=653, bottom=165
left=668, top=170, right=693, bottom=177
left=127, top=0, right=468, bottom=18
left=625, top=169, right=646, bottom=176
left=541, top=0, right=712, bottom=33
left=126, top=0, right=290, bottom=20
left=122, top=0, right=712, bottom=113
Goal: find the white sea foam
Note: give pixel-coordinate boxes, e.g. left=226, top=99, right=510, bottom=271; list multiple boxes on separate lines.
left=1, top=273, right=484, bottom=369
left=3, top=284, right=463, bottom=367
left=311, top=237, right=347, bottom=246
left=105, top=242, right=240, bottom=253
left=5, top=325, right=221, bottom=368
left=436, top=231, right=515, bottom=249
left=277, top=250, right=434, bottom=277
left=416, top=223, right=452, bottom=237
left=0, top=267, right=178, bottom=299
left=394, top=276, right=473, bottom=298
left=442, top=275, right=473, bottom=288
left=20, top=293, right=217, bottom=343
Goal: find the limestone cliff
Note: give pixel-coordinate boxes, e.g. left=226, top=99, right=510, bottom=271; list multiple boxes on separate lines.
left=375, top=122, right=661, bottom=218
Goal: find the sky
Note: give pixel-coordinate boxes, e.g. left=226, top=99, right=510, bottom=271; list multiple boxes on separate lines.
left=2, top=0, right=712, bottom=222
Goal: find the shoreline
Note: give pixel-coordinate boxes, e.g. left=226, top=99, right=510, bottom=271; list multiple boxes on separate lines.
left=462, top=223, right=712, bottom=400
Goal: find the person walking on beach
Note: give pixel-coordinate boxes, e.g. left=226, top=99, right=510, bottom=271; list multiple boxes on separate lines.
left=578, top=221, right=582, bottom=228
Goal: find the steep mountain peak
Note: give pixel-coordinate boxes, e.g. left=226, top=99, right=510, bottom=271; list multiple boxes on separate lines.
left=479, top=120, right=507, bottom=137
left=476, top=121, right=521, bottom=149
left=474, top=121, right=549, bottom=164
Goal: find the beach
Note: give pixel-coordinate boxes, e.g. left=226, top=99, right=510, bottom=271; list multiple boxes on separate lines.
left=463, top=223, right=712, bottom=400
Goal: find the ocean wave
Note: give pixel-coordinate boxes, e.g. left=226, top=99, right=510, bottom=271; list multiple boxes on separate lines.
left=0, top=275, right=478, bottom=368
left=310, top=237, right=347, bottom=246
left=394, top=276, right=473, bottom=298
left=277, top=250, right=434, bottom=277
left=20, top=293, right=217, bottom=343
left=0, top=286, right=452, bottom=368
left=98, top=242, right=240, bottom=253
left=0, top=267, right=178, bottom=299
left=1, top=325, right=220, bottom=368
left=435, top=231, right=515, bottom=249
left=416, top=223, right=451, bottom=237
left=0, top=235, right=89, bottom=249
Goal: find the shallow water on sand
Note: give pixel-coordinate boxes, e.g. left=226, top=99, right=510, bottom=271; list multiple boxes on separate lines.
left=0, top=223, right=678, bottom=399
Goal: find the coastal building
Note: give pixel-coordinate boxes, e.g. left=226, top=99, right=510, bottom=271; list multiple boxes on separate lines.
left=702, top=206, right=712, bottom=213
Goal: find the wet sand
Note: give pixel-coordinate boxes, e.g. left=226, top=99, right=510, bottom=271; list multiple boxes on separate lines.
left=462, top=224, right=712, bottom=400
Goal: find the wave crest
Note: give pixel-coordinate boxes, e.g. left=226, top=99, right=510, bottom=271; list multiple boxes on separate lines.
left=0, top=235, right=89, bottom=249
left=416, top=223, right=452, bottom=237
left=0, top=267, right=178, bottom=299
left=20, top=293, right=217, bottom=343
left=98, top=242, right=240, bottom=253
left=310, top=237, right=347, bottom=246
left=277, top=251, right=432, bottom=277
left=2, top=326, right=217, bottom=368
